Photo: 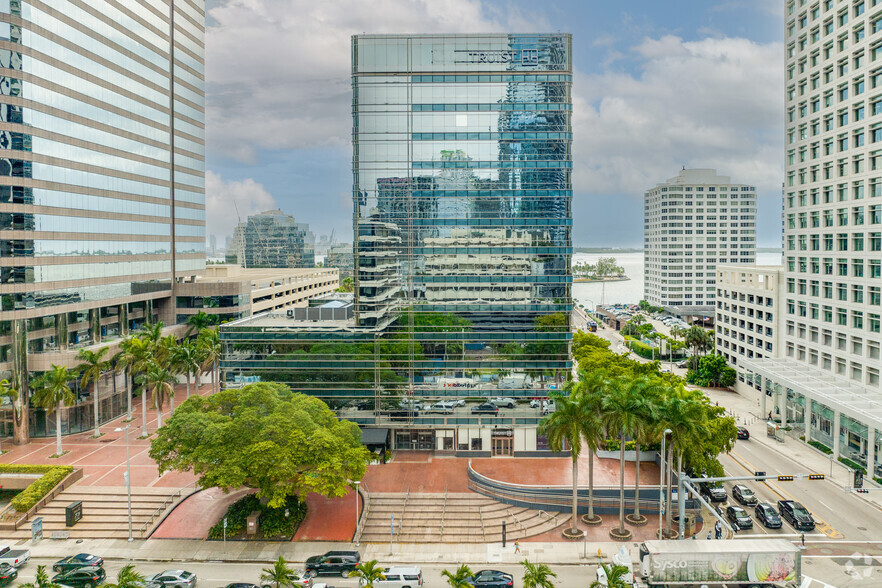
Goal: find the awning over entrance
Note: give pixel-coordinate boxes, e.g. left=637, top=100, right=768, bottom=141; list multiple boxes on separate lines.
left=360, top=428, right=390, bottom=448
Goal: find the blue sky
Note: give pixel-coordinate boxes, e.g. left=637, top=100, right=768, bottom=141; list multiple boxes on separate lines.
left=204, top=0, right=784, bottom=248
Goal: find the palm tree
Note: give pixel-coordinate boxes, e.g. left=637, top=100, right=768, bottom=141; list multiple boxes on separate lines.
left=539, top=390, right=589, bottom=538
left=172, top=340, right=200, bottom=400
left=139, top=321, right=164, bottom=348
left=0, top=378, right=19, bottom=452
left=125, top=336, right=153, bottom=435
left=600, top=376, right=646, bottom=539
left=185, top=310, right=215, bottom=336
left=260, top=557, right=294, bottom=588
left=103, top=564, right=145, bottom=588
left=31, top=365, right=75, bottom=456
left=589, top=564, right=630, bottom=588
left=629, top=387, right=662, bottom=525
left=19, top=565, right=61, bottom=588
left=76, top=347, right=110, bottom=437
left=348, top=560, right=386, bottom=587
left=197, top=328, right=221, bottom=393
left=115, top=337, right=140, bottom=421
left=440, top=564, right=474, bottom=588
left=572, top=371, right=606, bottom=525
left=521, top=559, right=557, bottom=588
left=631, top=314, right=646, bottom=326
left=144, top=361, right=175, bottom=428
left=659, top=388, right=706, bottom=536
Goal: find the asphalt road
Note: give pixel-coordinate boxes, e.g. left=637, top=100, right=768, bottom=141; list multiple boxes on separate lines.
left=17, top=558, right=597, bottom=588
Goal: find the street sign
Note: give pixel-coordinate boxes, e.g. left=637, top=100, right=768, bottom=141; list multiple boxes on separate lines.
left=755, top=471, right=766, bottom=477
left=854, top=470, right=864, bottom=489
left=223, top=517, right=227, bottom=529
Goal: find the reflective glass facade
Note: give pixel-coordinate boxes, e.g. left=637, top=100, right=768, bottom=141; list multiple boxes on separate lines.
left=0, top=0, right=205, bottom=311
left=221, top=35, right=572, bottom=452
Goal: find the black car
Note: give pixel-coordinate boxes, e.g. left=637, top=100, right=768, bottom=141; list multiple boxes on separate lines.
left=755, top=502, right=783, bottom=529
left=0, top=564, right=17, bottom=587
left=731, top=484, right=758, bottom=506
left=53, top=554, right=104, bottom=573
left=304, top=554, right=359, bottom=578
left=471, top=403, right=499, bottom=415
left=778, top=499, right=815, bottom=531
left=52, top=566, right=106, bottom=588
left=700, top=481, right=727, bottom=502
left=737, top=427, right=750, bottom=440
left=466, top=569, right=514, bottom=587
left=726, top=505, right=753, bottom=530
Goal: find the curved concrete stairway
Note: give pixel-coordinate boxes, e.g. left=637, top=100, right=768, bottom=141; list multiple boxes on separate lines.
left=360, top=492, right=563, bottom=543
left=3, top=486, right=192, bottom=540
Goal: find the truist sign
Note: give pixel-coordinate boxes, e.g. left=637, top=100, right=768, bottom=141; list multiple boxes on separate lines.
left=455, top=49, right=540, bottom=65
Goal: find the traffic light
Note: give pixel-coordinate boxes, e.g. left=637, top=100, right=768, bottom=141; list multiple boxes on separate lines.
left=856, top=488, right=870, bottom=494
left=854, top=470, right=864, bottom=489
left=777, top=475, right=794, bottom=481
left=808, top=474, right=825, bottom=480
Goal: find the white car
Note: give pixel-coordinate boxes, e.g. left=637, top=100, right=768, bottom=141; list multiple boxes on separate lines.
left=491, top=397, right=517, bottom=408
left=427, top=401, right=454, bottom=414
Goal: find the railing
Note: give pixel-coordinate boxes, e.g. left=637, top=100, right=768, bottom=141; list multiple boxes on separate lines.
left=138, top=482, right=198, bottom=538
left=440, top=485, right=448, bottom=539
left=468, top=460, right=695, bottom=515
left=354, top=481, right=371, bottom=544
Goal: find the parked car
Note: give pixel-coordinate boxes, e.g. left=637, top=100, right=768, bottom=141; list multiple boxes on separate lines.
left=699, top=479, right=727, bottom=502
left=732, top=484, right=758, bottom=506
left=471, top=403, right=499, bottom=415
left=427, top=401, right=454, bottom=414
left=0, top=545, right=30, bottom=569
left=466, top=569, right=514, bottom=587
left=52, top=566, right=106, bottom=588
left=755, top=502, right=783, bottom=529
left=146, top=570, right=197, bottom=588
left=0, top=564, right=18, bottom=587
left=676, top=360, right=690, bottom=369
left=491, top=397, right=517, bottom=408
left=305, top=553, right=360, bottom=578
left=737, top=427, right=750, bottom=440
left=53, top=554, right=104, bottom=573
left=778, top=500, right=816, bottom=531
left=372, top=566, right=423, bottom=587
left=726, top=505, right=753, bottom=530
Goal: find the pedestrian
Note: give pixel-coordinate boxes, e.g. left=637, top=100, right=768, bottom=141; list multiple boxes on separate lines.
left=514, top=539, right=520, bottom=554
left=714, top=521, right=722, bottom=540
left=768, top=411, right=773, bottom=420
left=707, top=532, right=712, bottom=540
left=692, top=532, right=697, bottom=540
left=801, top=533, right=805, bottom=548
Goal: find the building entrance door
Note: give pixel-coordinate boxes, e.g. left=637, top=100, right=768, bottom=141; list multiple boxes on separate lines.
left=492, top=436, right=513, bottom=456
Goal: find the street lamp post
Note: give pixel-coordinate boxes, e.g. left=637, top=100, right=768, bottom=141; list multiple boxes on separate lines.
left=354, top=481, right=360, bottom=547
left=114, top=425, right=133, bottom=542
left=659, top=428, right=672, bottom=539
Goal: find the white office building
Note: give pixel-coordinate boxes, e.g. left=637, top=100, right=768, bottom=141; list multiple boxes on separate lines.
left=644, top=169, right=757, bottom=317
left=735, top=0, right=882, bottom=480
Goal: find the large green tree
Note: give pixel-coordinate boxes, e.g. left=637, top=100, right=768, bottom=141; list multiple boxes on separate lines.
left=149, top=382, right=370, bottom=507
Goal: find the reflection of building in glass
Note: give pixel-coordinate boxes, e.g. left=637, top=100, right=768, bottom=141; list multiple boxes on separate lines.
left=221, top=34, right=573, bottom=456
left=229, top=210, right=315, bottom=269
left=0, top=1, right=205, bottom=437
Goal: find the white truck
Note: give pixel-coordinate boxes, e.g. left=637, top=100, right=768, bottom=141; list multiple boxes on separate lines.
left=0, top=545, right=30, bottom=568
left=634, top=539, right=801, bottom=587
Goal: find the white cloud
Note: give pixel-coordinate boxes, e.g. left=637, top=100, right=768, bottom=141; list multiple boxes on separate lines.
left=206, top=0, right=549, bottom=162
left=205, top=171, right=278, bottom=240
left=572, top=34, right=784, bottom=197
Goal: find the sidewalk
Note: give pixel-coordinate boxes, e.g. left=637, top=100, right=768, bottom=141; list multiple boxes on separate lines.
left=21, top=536, right=626, bottom=567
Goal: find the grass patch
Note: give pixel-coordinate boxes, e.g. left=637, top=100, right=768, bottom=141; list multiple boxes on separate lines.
left=207, top=494, right=306, bottom=541
left=0, top=464, right=75, bottom=512
left=838, top=457, right=867, bottom=475
left=808, top=440, right=833, bottom=455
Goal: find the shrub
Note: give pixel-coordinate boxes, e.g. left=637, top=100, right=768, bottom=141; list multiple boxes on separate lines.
left=602, top=439, right=661, bottom=452
left=808, top=440, right=833, bottom=455
left=838, top=457, right=867, bottom=475
left=207, top=493, right=306, bottom=540
left=2, top=464, right=75, bottom=513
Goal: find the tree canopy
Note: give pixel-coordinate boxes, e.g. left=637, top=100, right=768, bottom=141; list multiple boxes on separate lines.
left=149, top=382, right=370, bottom=506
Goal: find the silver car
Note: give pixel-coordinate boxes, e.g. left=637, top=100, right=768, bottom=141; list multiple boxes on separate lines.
left=147, top=571, right=197, bottom=588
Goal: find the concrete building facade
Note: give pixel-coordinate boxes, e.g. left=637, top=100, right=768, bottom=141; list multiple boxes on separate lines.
left=644, top=169, right=757, bottom=318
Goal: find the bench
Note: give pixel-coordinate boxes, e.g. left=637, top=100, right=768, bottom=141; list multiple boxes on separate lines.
left=50, top=530, right=71, bottom=540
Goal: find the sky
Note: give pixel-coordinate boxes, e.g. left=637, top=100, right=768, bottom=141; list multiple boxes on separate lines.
left=203, top=0, right=785, bottom=248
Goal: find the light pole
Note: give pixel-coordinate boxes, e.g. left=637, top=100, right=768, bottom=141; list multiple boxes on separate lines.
left=659, top=428, right=672, bottom=539
left=114, top=425, right=133, bottom=542
left=354, top=481, right=361, bottom=547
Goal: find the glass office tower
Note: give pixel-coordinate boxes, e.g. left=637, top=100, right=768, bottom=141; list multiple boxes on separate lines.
left=0, top=0, right=205, bottom=437
left=221, top=34, right=572, bottom=455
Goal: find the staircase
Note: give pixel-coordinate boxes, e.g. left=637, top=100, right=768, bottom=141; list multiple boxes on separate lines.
left=4, top=486, right=193, bottom=540
left=360, top=492, right=563, bottom=543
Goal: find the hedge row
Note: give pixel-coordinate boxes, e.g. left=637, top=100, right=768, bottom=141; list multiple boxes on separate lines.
left=601, top=439, right=661, bottom=452
left=808, top=440, right=833, bottom=455
left=2, top=464, right=75, bottom=513
left=838, top=456, right=867, bottom=475
left=207, top=494, right=306, bottom=540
